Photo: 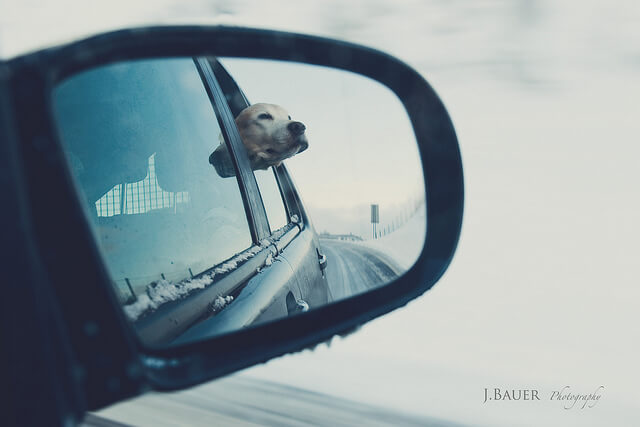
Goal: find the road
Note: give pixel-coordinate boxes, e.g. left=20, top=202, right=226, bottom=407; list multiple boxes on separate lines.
left=88, top=375, right=462, bottom=427
left=320, top=239, right=402, bottom=300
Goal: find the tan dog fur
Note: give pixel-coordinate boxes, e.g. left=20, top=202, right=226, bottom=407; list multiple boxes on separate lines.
left=209, top=103, right=308, bottom=177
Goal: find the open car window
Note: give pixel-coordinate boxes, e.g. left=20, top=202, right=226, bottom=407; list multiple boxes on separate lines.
left=254, top=168, right=288, bottom=232
left=52, top=58, right=253, bottom=318
left=210, top=59, right=297, bottom=234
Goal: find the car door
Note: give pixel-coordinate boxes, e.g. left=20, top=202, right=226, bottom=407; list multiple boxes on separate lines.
left=210, top=58, right=331, bottom=309
left=51, top=56, right=319, bottom=346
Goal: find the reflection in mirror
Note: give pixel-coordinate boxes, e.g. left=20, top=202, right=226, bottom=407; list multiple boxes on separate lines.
left=51, top=56, right=425, bottom=348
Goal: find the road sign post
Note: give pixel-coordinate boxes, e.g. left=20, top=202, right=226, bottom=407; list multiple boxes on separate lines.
left=371, top=204, right=379, bottom=239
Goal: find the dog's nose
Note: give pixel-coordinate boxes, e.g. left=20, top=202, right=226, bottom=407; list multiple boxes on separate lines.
left=288, top=121, right=306, bottom=136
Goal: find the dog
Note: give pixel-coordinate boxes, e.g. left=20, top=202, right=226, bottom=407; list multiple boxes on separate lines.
left=209, top=103, right=309, bottom=177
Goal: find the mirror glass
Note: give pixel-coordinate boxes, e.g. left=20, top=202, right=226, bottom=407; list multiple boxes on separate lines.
left=51, top=56, right=425, bottom=347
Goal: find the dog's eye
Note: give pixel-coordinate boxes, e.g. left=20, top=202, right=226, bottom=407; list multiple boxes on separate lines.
left=258, top=113, right=273, bottom=120
left=266, top=148, right=277, bottom=155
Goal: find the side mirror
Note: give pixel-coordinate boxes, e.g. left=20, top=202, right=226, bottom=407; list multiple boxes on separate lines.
left=4, top=26, right=463, bottom=411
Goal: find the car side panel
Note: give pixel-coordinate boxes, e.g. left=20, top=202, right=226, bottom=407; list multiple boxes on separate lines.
left=279, top=226, right=330, bottom=311
left=173, top=247, right=302, bottom=342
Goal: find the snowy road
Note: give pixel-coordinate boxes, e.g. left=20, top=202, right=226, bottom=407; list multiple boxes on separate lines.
left=90, top=376, right=461, bottom=427
left=320, top=239, right=402, bottom=300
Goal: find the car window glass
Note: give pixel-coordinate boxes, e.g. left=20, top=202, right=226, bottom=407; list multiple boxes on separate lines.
left=52, top=58, right=252, bottom=304
left=254, top=168, right=288, bottom=231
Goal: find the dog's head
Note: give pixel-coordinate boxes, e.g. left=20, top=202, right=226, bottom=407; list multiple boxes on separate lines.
left=209, top=103, right=308, bottom=177
left=235, top=103, right=309, bottom=170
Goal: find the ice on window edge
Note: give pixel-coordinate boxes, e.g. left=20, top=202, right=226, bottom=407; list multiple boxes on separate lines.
left=122, top=225, right=295, bottom=322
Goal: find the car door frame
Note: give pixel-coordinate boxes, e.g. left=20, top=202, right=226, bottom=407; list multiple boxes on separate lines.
left=128, top=57, right=312, bottom=345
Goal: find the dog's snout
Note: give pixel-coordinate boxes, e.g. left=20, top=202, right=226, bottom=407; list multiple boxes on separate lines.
left=288, top=121, right=306, bottom=136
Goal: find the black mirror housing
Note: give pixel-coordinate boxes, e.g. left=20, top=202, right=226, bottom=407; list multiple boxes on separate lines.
left=1, top=26, right=463, bottom=416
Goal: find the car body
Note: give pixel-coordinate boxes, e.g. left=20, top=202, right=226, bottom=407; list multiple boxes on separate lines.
left=50, top=56, right=331, bottom=347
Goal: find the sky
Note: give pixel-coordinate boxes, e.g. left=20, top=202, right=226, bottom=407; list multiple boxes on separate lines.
left=3, top=1, right=640, bottom=426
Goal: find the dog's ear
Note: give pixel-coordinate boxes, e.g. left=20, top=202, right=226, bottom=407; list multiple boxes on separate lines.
left=255, top=151, right=270, bottom=160
left=209, top=144, right=236, bottom=178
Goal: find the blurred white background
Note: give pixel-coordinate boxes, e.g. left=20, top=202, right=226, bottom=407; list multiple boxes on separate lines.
left=2, top=1, right=639, bottom=426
